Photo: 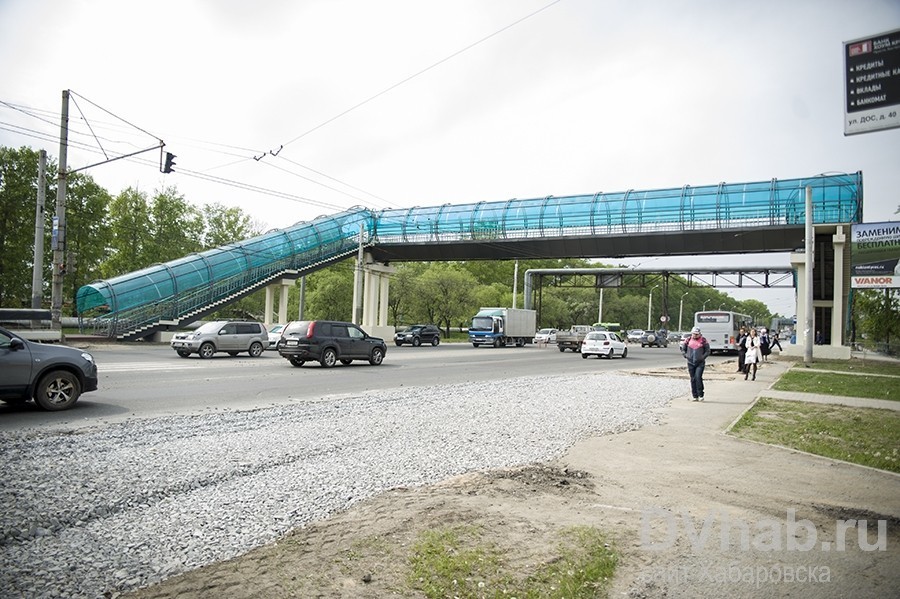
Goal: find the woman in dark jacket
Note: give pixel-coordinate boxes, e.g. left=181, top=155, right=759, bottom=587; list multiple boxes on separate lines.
left=736, top=327, right=748, bottom=373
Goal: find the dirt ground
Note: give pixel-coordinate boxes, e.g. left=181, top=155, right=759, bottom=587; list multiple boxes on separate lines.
left=124, top=360, right=900, bottom=598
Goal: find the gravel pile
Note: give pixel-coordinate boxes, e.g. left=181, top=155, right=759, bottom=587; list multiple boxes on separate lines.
left=0, top=372, right=682, bottom=598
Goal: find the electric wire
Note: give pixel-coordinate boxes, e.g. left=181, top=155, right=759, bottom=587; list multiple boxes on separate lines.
left=276, top=0, right=565, bottom=150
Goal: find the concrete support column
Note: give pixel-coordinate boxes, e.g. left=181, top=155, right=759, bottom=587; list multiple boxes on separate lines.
left=789, top=252, right=809, bottom=346
left=264, top=286, right=275, bottom=327
left=831, top=227, right=846, bottom=347
left=363, top=267, right=377, bottom=328
left=279, top=282, right=290, bottom=325
left=357, top=253, right=396, bottom=338
left=378, top=272, right=390, bottom=326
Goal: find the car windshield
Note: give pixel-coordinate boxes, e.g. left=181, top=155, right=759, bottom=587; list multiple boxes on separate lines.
left=538, top=329, right=553, bottom=334
left=586, top=332, right=604, bottom=340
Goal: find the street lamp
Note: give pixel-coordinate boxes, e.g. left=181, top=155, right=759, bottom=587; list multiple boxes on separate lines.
left=647, top=285, right=659, bottom=330
left=678, top=292, right=689, bottom=332
left=702, top=300, right=709, bottom=311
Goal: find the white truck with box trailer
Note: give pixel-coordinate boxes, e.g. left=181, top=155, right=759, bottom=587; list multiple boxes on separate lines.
left=468, top=307, right=537, bottom=348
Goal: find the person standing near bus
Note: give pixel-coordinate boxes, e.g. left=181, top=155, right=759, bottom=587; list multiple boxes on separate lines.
left=736, top=326, right=749, bottom=373
left=682, top=326, right=711, bottom=401
left=743, top=328, right=762, bottom=381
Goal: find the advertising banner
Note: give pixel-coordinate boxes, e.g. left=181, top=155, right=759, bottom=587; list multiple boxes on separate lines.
left=844, top=28, right=900, bottom=136
left=851, top=221, right=900, bottom=288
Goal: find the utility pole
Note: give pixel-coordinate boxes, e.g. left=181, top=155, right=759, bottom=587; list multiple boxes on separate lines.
left=32, top=150, right=47, bottom=309
left=51, top=90, right=69, bottom=332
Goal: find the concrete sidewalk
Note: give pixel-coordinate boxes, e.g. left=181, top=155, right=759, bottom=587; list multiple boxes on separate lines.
left=560, top=357, right=900, bottom=598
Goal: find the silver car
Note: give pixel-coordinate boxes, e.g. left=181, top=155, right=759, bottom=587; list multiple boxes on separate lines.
left=171, top=321, right=268, bottom=359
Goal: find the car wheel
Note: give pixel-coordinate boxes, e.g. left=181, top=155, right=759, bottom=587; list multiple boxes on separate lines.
left=607, top=350, right=614, bottom=359
left=320, top=348, right=338, bottom=368
left=493, top=338, right=500, bottom=348
left=289, top=357, right=305, bottom=367
left=431, top=336, right=440, bottom=346
left=340, top=359, right=353, bottom=365
left=176, top=350, right=191, bottom=358
left=622, top=348, right=628, bottom=358
left=248, top=342, right=264, bottom=357
left=227, top=351, right=239, bottom=356
left=33, top=370, right=81, bottom=411
left=582, top=353, right=588, bottom=359
left=369, top=347, right=385, bottom=365
left=472, top=342, right=479, bottom=347
left=558, top=346, right=566, bottom=352
left=395, top=340, right=403, bottom=346
left=199, top=342, right=215, bottom=359
left=412, top=337, right=421, bottom=347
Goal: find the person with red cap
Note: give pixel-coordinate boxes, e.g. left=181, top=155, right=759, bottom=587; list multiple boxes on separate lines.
left=682, top=326, right=711, bottom=401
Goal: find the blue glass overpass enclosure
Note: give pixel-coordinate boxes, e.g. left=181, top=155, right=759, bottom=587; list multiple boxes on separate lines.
left=76, top=173, right=861, bottom=339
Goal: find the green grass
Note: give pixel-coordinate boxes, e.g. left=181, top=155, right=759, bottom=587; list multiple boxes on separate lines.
left=774, top=369, right=900, bottom=401
left=406, top=525, right=617, bottom=599
left=787, top=358, right=900, bottom=377
left=729, top=397, right=900, bottom=473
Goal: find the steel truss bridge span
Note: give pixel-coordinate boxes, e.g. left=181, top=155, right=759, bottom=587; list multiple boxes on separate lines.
left=75, top=173, right=860, bottom=340
left=522, top=266, right=795, bottom=322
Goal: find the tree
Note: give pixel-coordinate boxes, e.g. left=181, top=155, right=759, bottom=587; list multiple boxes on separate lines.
left=854, top=289, right=900, bottom=352
left=202, top=202, right=261, bottom=249
left=102, top=187, right=152, bottom=278
left=387, top=263, right=426, bottom=326
left=0, top=146, right=41, bottom=306
left=305, top=261, right=354, bottom=321
left=416, top=263, right=478, bottom=335
left=147, top=187, right=203, bottom=263
left=63, top=172, right=112, bottom=314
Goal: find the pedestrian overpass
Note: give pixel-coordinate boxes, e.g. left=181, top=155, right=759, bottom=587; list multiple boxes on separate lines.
left=75, top=172, right=862, bottom=346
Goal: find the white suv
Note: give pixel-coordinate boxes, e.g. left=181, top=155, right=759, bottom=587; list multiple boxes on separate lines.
left=171, top=321, right=268, bottom=359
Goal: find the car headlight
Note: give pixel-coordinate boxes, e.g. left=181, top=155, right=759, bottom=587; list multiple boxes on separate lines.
left=81, top=352, right=94, bottom=362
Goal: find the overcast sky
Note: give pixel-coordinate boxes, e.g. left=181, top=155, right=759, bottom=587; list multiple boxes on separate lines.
left=2, top=0, right=898, bottom=317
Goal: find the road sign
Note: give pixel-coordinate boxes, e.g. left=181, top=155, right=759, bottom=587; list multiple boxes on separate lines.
left=660, top=315, right=669, bottom=322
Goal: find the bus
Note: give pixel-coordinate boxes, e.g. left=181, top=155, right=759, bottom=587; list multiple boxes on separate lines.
left=693, top=311, right=753, bottom=354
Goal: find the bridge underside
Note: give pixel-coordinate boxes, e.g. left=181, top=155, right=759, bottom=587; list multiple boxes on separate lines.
left=368, top=224, right=807, bottom=263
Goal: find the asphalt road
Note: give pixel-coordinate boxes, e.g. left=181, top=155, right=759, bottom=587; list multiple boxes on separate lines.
left=1, top=342, right=717, bottom=432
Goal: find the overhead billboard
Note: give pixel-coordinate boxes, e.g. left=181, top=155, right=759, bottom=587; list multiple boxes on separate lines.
left=851, top=221, right=900, bottom=288
left=844, top=28, right=900, bottom=135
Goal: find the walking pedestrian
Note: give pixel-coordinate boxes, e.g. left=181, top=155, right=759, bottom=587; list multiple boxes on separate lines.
left=770, top=331, right=783, bottom=352
left=682, top=326, right=711, bottom=401
left=743, top=328, right=762, bottom=381
left=736, top=326, right=748, bottom=373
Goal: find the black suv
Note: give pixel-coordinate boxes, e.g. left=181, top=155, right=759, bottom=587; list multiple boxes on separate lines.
left=0, top=326, right=98, bottom=411
left=394, top=324, right=441, bottom=347
left=277, top=320, right=387, bottom=367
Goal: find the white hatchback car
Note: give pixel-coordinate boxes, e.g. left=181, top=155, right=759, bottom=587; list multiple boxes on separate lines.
left=581, top=331, right=628, bottom=359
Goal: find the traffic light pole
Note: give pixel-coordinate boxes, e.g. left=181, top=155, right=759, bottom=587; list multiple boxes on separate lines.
left=48, top=89, right=168, bottom=334
left=50, top=90, right=69, bottom=332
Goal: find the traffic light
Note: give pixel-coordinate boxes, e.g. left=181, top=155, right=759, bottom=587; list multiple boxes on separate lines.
left=162, top=152, right=176, bottom=174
